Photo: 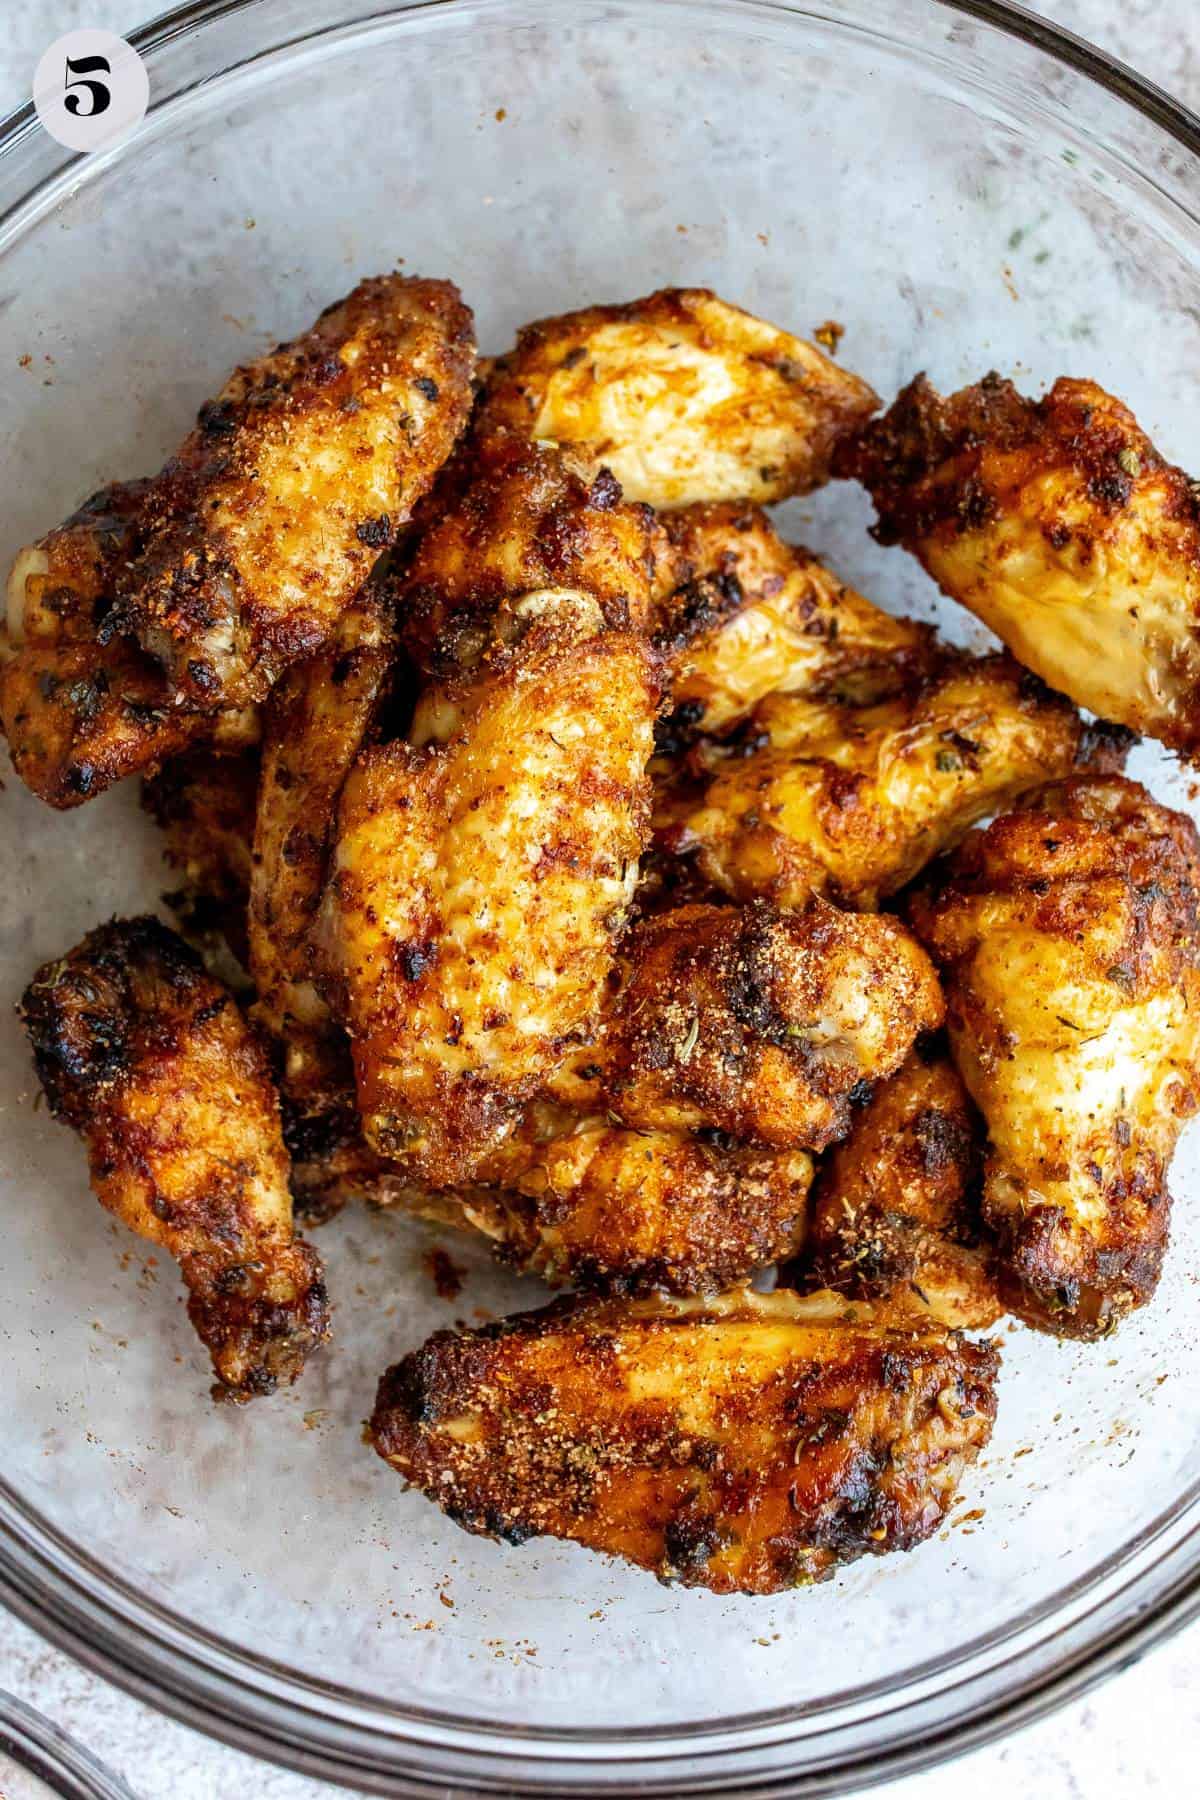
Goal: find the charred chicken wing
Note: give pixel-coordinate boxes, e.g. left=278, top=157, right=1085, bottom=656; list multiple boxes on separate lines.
left=370, top=1286, right=998, bottom=1594
left=20, top=917, right=329, bottom=1398
left=480, top=287, right=878, bottom=507
left=843, top=372, right=1200, bottom=754
left=909, top=775, right=1200, bottom=1337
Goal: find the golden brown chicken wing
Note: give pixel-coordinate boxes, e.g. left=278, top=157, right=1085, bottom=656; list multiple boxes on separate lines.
left=20, top=917, right=329, bottom=1398
left=652, top=502, right=933, bottom=739
left=479, top=287, right=878, bottom=508
left=370, top=1286, right=999, bottom=1594
left=676, top=654, right=1087, bottom=910
left=842, top=372, right=1200, bottom=754
left=1, top=482, right=253, bottom=806
left=248, top=586, right=396, bottom=1062
left=801, top=1044, right=1001, bottom=1329
left=106, top=275, right=475, bottom=708
left=909, top=775, right=1200, bottom=1337
left=577, top=900, right=943, bottom=1150
left=399, top=429, right=660, bottom=678
left=327, top=599, right=658, bottom=1185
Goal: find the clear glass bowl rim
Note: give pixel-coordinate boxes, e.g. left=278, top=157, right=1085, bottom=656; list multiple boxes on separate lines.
left=2, top=0, right=1200, bottom=1793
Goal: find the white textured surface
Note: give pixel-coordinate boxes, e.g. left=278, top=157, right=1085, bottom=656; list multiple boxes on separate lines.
left=2, top=2, right=1199, bottom=1796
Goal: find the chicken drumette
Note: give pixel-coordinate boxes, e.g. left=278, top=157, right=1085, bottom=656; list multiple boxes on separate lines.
left=20, top=916, right=329, bottom=1398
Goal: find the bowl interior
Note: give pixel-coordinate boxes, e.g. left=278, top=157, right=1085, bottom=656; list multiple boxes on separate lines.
left=3, top=0, right=1200, bottom=1788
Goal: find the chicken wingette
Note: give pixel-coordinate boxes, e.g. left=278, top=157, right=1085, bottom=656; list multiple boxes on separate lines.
left=652, top=501, right=933, bottom=739
left=327, top=594, right=658, bottom=1185
left=248, top=587, right=396, bottom=1073
left=479, top=287, right=878, bottom=508
left=370, top=1286, right=999, bottom=1594
left=563, top=900, right=943, bottom=1150
left=103, top=274, right=475, bottom=708
left=675, top=654, right=1089, bottom=910
left=909, top=775, right=1200, bottom=1338
left=1, top=482, right=255, bottom=806
left=399, top=429, right=660, bottom=679
left=19, top=917, right=329, bottom=1399
left=842, top=372, right=1200, bottom=754
left=801, top=1044, right=1001, bottom=1330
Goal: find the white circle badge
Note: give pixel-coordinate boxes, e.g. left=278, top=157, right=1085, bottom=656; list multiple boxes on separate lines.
left=33, top=30, right=149, bottom=154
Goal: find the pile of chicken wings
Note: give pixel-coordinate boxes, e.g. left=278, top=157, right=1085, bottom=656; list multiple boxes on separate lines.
left=9, top=275, right=1200, bottom=1596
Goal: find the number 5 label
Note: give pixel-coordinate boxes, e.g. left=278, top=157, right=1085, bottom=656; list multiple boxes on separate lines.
left=33, top=30, right=149, bottom=153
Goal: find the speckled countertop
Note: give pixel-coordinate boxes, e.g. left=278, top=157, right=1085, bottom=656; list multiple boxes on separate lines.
left=2, top=2, right=1199, bottom=1795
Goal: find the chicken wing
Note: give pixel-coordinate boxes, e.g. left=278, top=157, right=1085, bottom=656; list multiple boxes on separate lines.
left=579, top=900, right=943, bottom=1150
left=142, top=744, right=259, bottom=960
left=479, top=287, right=878, bottom=507
left=106, top=275, right=475, bottom=708
left=248, top=586, right=396, bottom=1064
left=909, top=775, right=1200, bottom=1337
left=370, top=1286, right=999, bottom=1594
left=327, top=600, right=658, bottom=1185
left=676, top=654, right=1088, bottom=910
left=399, top=429, right=660, bottom=678
left=842, top=372, right=1200, bottom=754
left=653, top=502, right=933, bottom=738
left=1, top=482, right=253, bottom=806
left=801, top=1044, right=1001, bottom=1329
left=20, top=917, right=329, bottom=1398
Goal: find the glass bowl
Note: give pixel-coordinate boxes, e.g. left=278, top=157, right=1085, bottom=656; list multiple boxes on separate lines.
left=0, top=1691, right=136, bottom=1800
left=2, top=0, right=1200, bottom=1792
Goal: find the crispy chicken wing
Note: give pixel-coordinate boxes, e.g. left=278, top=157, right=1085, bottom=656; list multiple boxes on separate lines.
left=653, top=502, right=933, bottom=739
left=842, top=372, right=1200, bottom=754
left=801, top=1043, right=1001, bottom=1329
left=479, top=287, right=878, bottom=507
left=248, top=587, right=396, bottom=1060
left=106, top=275, right=475, bottom=708
left=399, top=430, right=660, bottom=678
left=676, top=655, right=1088, bottom=910
left=580, top=901, right=943, bottom=1150
left=470, top=1103, right=813, bottom=1295
left=1, top=483, right=254, bottom=806
left=20, top=917, right=329, bottom=1398
left=370, top=1286, right=998, bottom=1594
left=909, top=776, right=1200, bottom=1337
left=327, top=601, right=658, bottom=1185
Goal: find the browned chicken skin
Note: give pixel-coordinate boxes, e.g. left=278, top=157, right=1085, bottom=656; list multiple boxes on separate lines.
left=675, top=654, right=1090, bottom=910
left=1, top=483, right=255, bottom=806
left=142, top=745, right=259, bottom=961
left=574, top=900, right=944, bottom=1151
left=327, top=597, right=658, bottom=1186
left=104, top=275, right=475, bottom=708
left=652, top=502, right=933, bottom=740
left=480, top=287, right=878, bottom=507
left=910, top=776, right=1200, bottom=1338
left=248, top=585, right=396, bottom=1065
left=800, top=1042, right=1001, bottom=1330
left=399, top=429, right=661, bottom=678
left=19, top=917, right=329, bottom=1398
left=371, top=1286, right=999, bottom=1595
left=842, top=372, right=1200, bottom=755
